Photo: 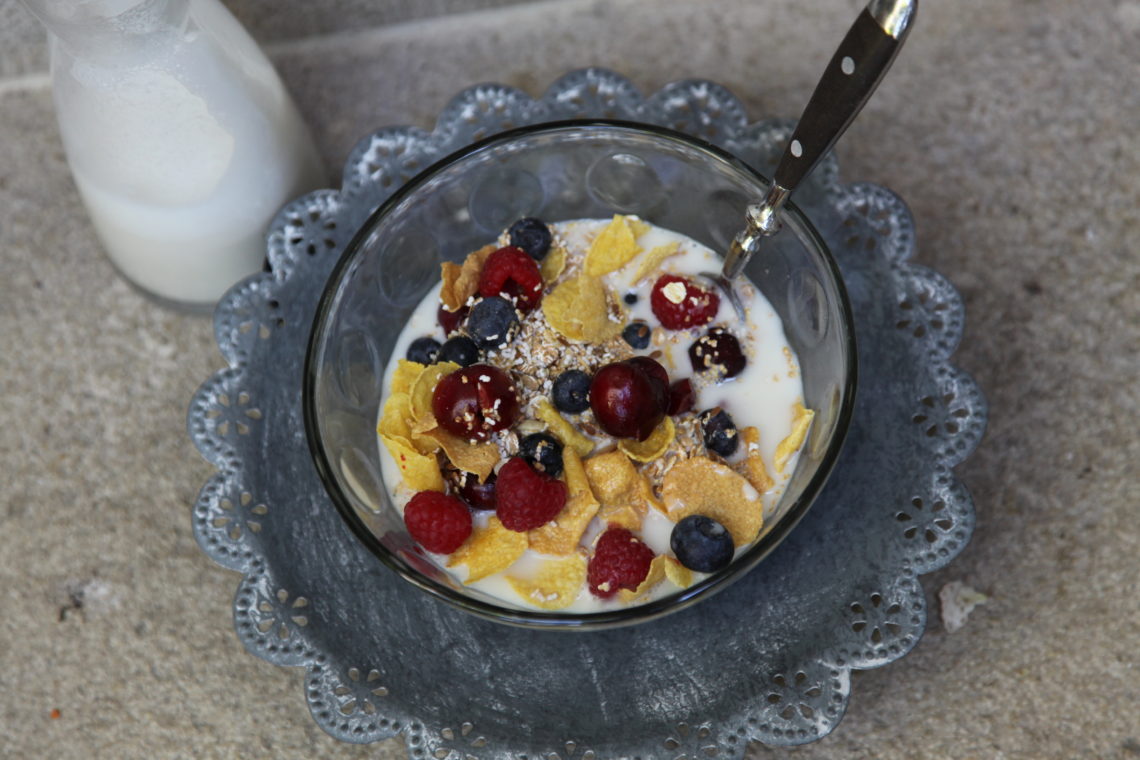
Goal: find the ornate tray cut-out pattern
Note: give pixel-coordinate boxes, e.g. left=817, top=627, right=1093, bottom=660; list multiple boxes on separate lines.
left=188, top=69, right=985, bottom=754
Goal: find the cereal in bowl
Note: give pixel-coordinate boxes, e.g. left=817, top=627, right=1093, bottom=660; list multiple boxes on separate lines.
left=376, top=216, right=814, bottom=611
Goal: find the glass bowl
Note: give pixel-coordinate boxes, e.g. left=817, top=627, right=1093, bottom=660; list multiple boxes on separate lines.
left=303, top=120, right=856, bottom=630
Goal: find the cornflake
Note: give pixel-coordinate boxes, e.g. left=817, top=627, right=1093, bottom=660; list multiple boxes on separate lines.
left=409, top=361, right=460, bottom=433
left=391, top=359, right=426, bottom=396
left=534, top=398, right=596, bottom=458
left=544, top=273, right=624, bottom=343
left=738, top=426, right=774, bottom=493
left=377, top=392, right=414, bottom=440
left=540, top=244, right=566, bottom=283
left=506, top=552, right=588, bottom=610
left=448, top=516, right=527, bottom=582
left=528, top=449, right=600, bottom=555
left=615, top=555, right=694, bottom=602
left=378, top=391, right=439, bottom=455
left=662, top=556, right=694, bottom=588
left=584, top=450, right=663, bottom=518
left=427, top=428, right=499, bottom=482
left=440, top=244, right=496, bottom=312
left=618, top=416, right=675, bottom=462
left=774, top=401, right=815, bottom=474
left=584, top=215, right=644, bottom=276
left=597, top=503, right=642, bottom=531
left=618, top=554, right=668, bottom=602
left=632, top=243, right=682, bottom=284
left=662, top=456, right=763, bottom=545
left=379, top=434, right=444, bottom=492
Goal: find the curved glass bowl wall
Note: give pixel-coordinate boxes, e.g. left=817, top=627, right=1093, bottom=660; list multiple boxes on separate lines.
left=304, top=121, right=856, bottom=629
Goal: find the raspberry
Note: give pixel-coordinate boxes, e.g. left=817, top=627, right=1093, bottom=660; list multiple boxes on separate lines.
left=403, top=491, right=472, bottom=554
left=478, top=246, right=544, bottom=313
left=650, top=274, right=719, bottom=330
left=587, top=526, right=655, bottom=598
left=495, top=457, right=567, bottom=531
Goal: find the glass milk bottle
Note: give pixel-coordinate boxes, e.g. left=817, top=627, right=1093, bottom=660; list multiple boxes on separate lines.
left=21, top=0, right=327, bottom=309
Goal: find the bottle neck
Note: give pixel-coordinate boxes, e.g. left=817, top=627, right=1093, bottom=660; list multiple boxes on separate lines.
left=21, top=0, right=191, bottom=61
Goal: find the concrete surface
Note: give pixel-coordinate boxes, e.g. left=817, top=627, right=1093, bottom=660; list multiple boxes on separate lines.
left=0, top=0, right=532, bottom=78
left=1, top=0, right=1137, bottom=757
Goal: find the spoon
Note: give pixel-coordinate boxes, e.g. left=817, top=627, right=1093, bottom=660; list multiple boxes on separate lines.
left=706, top=0, right=918, bottom=316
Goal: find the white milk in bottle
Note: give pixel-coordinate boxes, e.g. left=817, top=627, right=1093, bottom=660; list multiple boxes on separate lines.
left=24, top=0, right=326, bottom=308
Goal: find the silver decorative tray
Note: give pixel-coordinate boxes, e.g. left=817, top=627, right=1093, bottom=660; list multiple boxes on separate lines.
left=188, top=69, right=985, bottom=754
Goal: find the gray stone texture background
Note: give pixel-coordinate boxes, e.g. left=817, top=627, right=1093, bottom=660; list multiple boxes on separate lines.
left=1, top=0, right=1137, bottom=757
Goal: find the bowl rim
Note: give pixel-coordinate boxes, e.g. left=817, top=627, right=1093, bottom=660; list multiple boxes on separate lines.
left=303, top=119, right=858, bottom=630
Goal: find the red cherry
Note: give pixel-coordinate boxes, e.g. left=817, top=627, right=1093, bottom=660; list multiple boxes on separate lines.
left=431, top=364, right=519, bottom=441
left=667, top=378, right=695, bottom=416
left=437, top=304, right=469, bottom=336
left=589, top=360, right=666, bottom=441
left=457, top=471, right=497, bottom=510
left=626, top=356, right=669, bottom=411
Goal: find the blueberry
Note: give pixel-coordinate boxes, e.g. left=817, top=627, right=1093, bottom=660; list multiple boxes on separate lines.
left=406, top=336, right=441, bottom=364
left=437, top=335, right=480, bottom=367
left=621, top=321, right=652, bottom=350
left=508, top=217, right=553, bottom=260
left=518, top=432, right=564, bottom=478
left=552, top=369, right=592, bottom=414
left=670, top=515, right=735, bottom=572
left=623, top=292, right=638, bottom=305
left=467, top=297, right=519, bottom=350
left=699, top=407, right=739, bottom=457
